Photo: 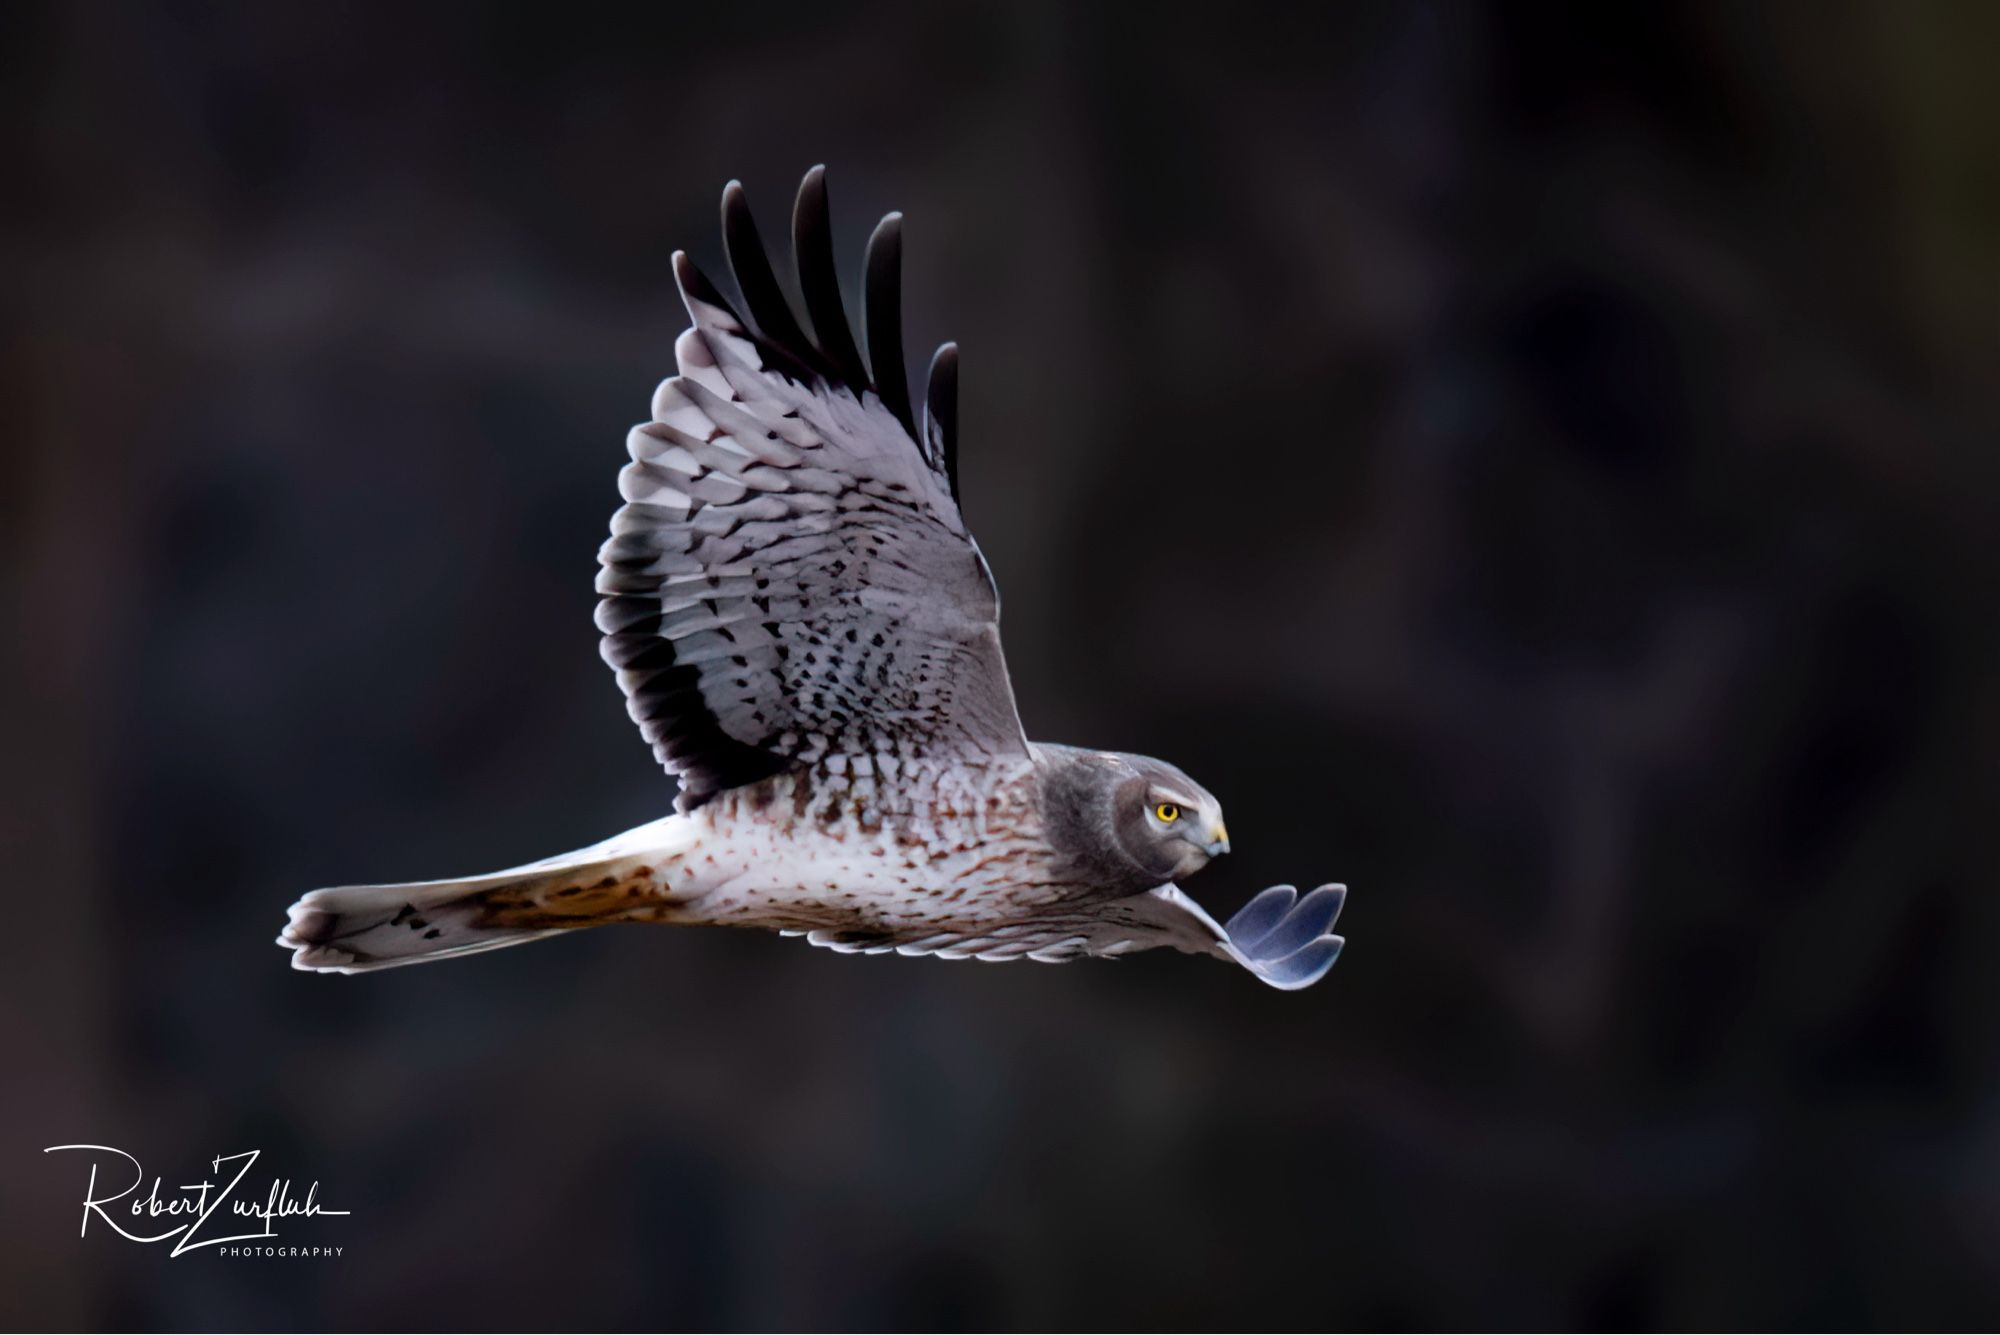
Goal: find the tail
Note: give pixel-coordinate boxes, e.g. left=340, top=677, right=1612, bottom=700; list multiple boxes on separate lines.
left=279, top=816, right=700, bottom=973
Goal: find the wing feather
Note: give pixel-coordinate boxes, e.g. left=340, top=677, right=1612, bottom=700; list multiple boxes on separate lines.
left=793, top=883, right=1348, bottom=989
left=924, top=342, right=960, bottom=505
left=720, top=179, right=819, bottom=380
left=791, top=165, right=870, bottom=387
left=862, top=212, right=915, bottom=439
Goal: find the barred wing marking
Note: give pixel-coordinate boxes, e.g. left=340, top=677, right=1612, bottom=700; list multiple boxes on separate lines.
left=597, top=169, right=1028, bottom=809
left=792, top=883, right=1348, bottom=990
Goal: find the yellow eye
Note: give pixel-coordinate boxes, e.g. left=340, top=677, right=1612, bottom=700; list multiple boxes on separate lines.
left=1154, top=803, right=1181, bottom=823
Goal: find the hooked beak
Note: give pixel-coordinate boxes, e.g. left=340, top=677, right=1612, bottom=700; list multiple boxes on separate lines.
left=1205, top=823, right=1231, bottom=858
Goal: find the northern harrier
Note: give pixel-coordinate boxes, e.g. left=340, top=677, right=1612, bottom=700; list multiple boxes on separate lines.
left=280, top=169, right=1347, bottom=989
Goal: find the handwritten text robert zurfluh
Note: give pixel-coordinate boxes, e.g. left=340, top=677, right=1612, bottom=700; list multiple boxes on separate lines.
left=44, top=1145, right=349, bottom=1258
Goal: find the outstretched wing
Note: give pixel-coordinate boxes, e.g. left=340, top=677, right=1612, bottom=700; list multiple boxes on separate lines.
left=598, top=168, right=1028, bottom=809
left=792, top=883, right=1348, bottom=990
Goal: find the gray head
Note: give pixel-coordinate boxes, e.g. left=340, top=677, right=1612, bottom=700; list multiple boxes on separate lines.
left=1034, top=745, right=1231, bottom=891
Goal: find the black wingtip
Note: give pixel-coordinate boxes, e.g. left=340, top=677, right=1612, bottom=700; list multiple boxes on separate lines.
left=925, top=341, right=959, bottom=502
left=863, top=212, right=915, bottom=438
left=791, top=167, right=869, bottom=387
left=672, top=249, right=737, bottom=323
left=720, top=179, right=817, bottom=378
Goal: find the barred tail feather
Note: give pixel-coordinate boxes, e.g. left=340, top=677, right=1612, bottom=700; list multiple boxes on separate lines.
left=279, top=880, right=561, bottom=973
left=279, top=816, right=699, bottom=974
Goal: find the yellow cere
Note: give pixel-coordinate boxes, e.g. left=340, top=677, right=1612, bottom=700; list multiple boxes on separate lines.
left=1155, top=803, right=1180, bottom=823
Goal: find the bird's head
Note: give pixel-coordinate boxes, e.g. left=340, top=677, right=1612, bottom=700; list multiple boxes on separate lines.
left=1038, top=748, right=1230, bottom=885
left=1119, top=756, right=1230, bottom=880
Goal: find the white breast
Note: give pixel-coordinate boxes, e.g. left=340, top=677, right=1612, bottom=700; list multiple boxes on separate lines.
left=676, top=757, right=1056, bottom=934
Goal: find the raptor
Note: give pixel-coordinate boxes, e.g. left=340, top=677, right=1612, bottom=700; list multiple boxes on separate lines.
left=280, top=168, right=1347, bottom=989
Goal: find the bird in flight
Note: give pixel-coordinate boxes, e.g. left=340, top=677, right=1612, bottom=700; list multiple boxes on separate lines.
left=280, top=168, right=1346, bottom=989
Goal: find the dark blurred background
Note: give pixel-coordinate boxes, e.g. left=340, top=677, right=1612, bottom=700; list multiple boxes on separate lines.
left=5, top=0, right=1996, bottom=1328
